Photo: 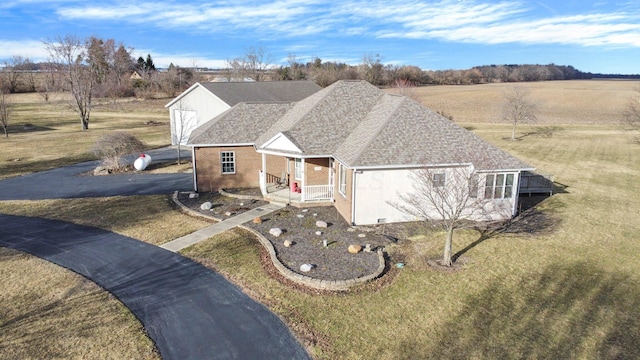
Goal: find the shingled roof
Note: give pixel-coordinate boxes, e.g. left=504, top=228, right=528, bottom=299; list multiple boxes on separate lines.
left=190, top=80, right=532, bottom=172
left=188, top=102, right=294, bottom=145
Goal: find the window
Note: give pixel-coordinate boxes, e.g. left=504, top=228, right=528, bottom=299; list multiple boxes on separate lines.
left=338, top=163, right=347, bottom=196
left=221, top=151, right=235, bottom=174
left=294, top=158, right=302, bottom=180
left=432, top=173, right=446, bottom=187
left=484, top=173, right=515, bottom=199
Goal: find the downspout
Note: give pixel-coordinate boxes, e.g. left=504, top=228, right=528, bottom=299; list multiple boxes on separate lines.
left=513, top=171, right=521, bottom=217
left=351, top=170, right=357, bottom=225
left=300, top=158, right=305, bottom=202
left=192, top=147, right=198, bottom=192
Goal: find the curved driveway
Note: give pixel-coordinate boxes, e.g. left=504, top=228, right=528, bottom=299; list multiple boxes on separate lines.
left=0, top=148, right=310, bottom=360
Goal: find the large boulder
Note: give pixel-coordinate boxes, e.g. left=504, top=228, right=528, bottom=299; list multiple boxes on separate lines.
left=200, top=202, right=213, bottom=210
left=348, top=244, right=362, bottom=254
left=300, top=264, right=313, bottom=272
left=269, top=228, right=283, bottom=237
left=315, top=220, right=328, bottom=228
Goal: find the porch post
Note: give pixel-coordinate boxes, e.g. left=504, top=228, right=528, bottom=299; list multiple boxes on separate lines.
left=260, top=153, right=267, bottom=195
left=192, top=147, right=198, bottom=192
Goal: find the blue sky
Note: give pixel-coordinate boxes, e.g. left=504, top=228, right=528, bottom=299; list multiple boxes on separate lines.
left=1, top=0, right=639, bottom=74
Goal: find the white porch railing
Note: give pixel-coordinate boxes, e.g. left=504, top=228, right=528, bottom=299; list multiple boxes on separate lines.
left=303, top=185, right=334, bottom=201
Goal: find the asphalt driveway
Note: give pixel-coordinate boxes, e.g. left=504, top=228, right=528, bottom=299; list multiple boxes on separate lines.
left=0, top=148, right=311, bottom=359
left=0, top=147, right=193, bottom=200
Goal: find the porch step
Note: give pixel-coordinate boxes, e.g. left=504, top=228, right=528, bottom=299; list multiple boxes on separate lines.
left=268, top=200, right=289, bottom=207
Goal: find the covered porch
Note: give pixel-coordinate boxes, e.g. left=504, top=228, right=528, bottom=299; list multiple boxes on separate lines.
left=258, top=153, right=335, bottom=206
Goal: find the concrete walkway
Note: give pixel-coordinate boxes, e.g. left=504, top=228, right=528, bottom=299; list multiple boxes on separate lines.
left=161, top=203, right=284, bottom=252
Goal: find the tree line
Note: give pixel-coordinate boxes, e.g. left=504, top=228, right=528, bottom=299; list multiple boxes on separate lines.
left=1, top=37, right=639, bottom=134
left=273, top=60, right=638, bottom=87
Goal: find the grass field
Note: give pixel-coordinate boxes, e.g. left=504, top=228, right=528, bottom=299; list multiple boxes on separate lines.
left=1, top=94, right=171, bottom=179
left=1, top=81, right=639, bottom=359
left=411, top=79, right=639, bottom=125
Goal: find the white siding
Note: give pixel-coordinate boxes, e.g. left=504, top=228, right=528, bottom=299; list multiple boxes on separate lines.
left=172, top=109, right=197, bottom=145
left=353, top=168, right=419, bottom=225
left=352, top=167, right=519, bottom=225
left=262, top=133, right=302, bottom=153
left=168, top=85, right=231, bottom=145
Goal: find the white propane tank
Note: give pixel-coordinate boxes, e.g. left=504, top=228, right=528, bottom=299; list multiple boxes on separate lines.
left=133, top=153, right=152, bottom=171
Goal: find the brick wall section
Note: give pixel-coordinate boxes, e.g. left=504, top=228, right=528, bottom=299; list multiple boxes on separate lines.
left=265, top=154, right=287, bottom=184
left=194, top=146, right=262, bottom=192
left=304, top=158, right=330, bottom=186
left=334, top=165, right=354, bottom=224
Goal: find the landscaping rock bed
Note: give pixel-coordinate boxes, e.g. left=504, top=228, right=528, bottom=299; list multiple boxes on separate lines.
left=244, top=206, right=394, bottom=282
left=176, top=188, right=395, bottom=283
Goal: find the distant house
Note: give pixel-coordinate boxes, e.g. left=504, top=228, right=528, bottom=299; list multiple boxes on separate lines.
left=165, top=81, right=322, bottom=146
left=188, top=80, right=534, bottom=225
left=130, top=70, right=143, bottom=80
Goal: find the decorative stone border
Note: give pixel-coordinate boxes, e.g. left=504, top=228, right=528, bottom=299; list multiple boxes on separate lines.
left=172, top=191, right=386, bottom=291
left=172, top=191, right=224, bottom=222
left=240, top=225, right=385, bottom=291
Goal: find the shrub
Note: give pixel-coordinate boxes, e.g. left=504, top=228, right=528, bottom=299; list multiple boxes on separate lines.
left=92, top=132, right=145, bottom=172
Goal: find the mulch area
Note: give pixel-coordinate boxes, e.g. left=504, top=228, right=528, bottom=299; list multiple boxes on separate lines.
left=177, top=189, right=398, bottom=282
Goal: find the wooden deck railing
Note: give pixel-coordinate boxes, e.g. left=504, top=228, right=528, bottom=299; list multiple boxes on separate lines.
left=519, top=172, right=553, bottom=196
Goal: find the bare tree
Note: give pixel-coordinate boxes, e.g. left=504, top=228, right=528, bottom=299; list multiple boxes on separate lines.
left=1, top=56, right=31, bottom=93
left=37, top=62, right=57, bottom=102
left=390, top=167, right=503, bottom=267
left=502, top=86, right=538, bottom=140
left=287, top=53, right=305, bottom=80
left=44, top=35, right=96, bottom=130
left=360, top=53, right=383, bottom=85
left=243, top=46, right=273, bottom=81
left=0, top=84, right=12, bottom=137
left=391, top=78, right=420, bottom=101
left=223, top=57, right=246, bottom=81
left=623, top=86, right=640, bottom=130
left=92, top=132, right=145, bottom=172
left=170, top=99, right=195, bottom=164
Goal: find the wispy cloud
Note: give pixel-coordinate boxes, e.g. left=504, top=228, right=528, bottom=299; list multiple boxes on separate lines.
left=51, top=0, right=640, bottom=48
left=383, top=13, right=640, bottom=47
left=0, top=39, right=48, bottom=61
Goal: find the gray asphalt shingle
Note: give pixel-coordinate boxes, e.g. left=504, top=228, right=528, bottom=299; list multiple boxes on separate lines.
left=200, top=81, right=321, bottom=106
left=190, top=80, right=532, bottom=171
left=188, top=102, right=294, bottom=145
